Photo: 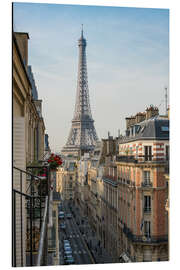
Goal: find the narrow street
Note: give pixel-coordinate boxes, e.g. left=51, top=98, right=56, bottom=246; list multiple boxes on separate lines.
left=58, top=201, right=95, bottom=265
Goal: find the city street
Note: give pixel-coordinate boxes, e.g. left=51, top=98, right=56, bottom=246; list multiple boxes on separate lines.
left=58, top=202, right=95, bottom=265
left=58, top=200, right=113, bottom=265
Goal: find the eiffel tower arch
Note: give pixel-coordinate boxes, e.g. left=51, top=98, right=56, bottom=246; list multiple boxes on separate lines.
left=62, top=28, right=98, bottom=157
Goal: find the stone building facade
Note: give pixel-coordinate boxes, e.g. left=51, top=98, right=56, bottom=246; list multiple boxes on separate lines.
left=116, top=106, right=169, bottom=262
left=13, top=31, right=46, bottom=266
left=56, top=158, right=77, bottom=201
left=86, top=138, right=119, bottom=260
left=82, top=106, right=169, bottom=263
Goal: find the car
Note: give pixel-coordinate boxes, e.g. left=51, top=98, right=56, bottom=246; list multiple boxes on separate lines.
left=64, top=242, right=71, bottom=247
left=60, top=223, right=66, bottom=229
left=66, top=213, right=72, bottom=219
left=64, top=256, right=75, bottom=264
left=64, top=246, right=72, bottom=251
left=64, top=254, right=74, bottom=259
left=63, top=239, right=70, bottom=244
left=64, top=250, right=72, bottom=256
left=59, top=211, right=65, bottom=219
left=64, top=244, right=71, bottom=249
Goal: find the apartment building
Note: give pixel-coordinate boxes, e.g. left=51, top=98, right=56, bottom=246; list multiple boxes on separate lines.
left=56, top=158, right=77, bottom=201
left=87, top=138, right=119, bottom=260
left=75, top=153, right=90, bottom=217
left=116, top=106, right=169, bottom=262
left=101, top=159, right=118, bottom=261
left=85, top=106, right=169, bottom=263
left=13, top=31, right=46, bottom=266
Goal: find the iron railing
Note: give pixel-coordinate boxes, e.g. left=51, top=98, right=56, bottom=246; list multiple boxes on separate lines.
left=36, top=196, right=49, bottom=266
left=123, top=224, right=168, bottom=244
left=12, top=165, right=50, bottom=267
left=144, top=207, right=151, bottom=213
left=141, top=182, right=152, bottom=187
left=116, top=155, right=169, bottom=164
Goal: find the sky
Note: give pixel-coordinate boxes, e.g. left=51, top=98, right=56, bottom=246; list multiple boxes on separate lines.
left=13, top=1, right=169, bottom=152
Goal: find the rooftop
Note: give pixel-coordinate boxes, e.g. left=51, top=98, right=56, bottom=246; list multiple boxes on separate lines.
left=120, top=116, right=169, bottom=143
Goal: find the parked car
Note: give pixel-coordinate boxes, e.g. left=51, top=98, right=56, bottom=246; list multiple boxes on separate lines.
left=64, top=246, right=72, bottom=252
left=64, top=250, right=72, bottom=256
left=64, top=255, right=75, bottom=264
left=64, top=242, right=71, bottom=248
left=59, top=211, right=65, bottom=219
left=60, top=223, right=66, bottom=229
left=64, top=243, right=72, bottom=250
left=64, top=254, right=74, bottom=260
left=66, top=213, right=72, bottom=219
left=63, top=239, right=70, bottom=244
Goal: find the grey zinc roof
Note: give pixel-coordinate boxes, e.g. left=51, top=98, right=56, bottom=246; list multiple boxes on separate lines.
left=119, top=116, right=169, bottom=143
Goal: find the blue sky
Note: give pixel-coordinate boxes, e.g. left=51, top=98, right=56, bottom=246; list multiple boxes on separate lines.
left=13, top=2, right=169, bottom=152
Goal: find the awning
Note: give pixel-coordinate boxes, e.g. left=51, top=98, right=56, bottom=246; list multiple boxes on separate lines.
left=119, top=252, right=131, bottom=263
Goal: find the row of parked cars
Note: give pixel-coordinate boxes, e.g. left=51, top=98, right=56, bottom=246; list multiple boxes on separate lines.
left=59, top=211, right=72, bottom=219
left=63, top=239, right=75, bottom=264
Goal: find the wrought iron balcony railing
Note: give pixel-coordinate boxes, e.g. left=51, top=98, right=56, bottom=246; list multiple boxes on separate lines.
left=122, top=224, right=168, bottom=244
left=12, top=165, right=50, bottom=267
left=116, top=155, right=169, bottom=164
left=141, top=182, right=152, bottom=187
left=144, top=207, right=151, bottom=213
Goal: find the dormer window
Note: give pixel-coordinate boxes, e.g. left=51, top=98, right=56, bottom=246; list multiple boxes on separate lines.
left=136, top=125, right=141, bottom=133
left=141, top=126, right=146, bottom=133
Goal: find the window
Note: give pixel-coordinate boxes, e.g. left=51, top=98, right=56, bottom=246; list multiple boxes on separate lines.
left=141, top=126, right=146, bottom=133
left=143, top=171, right=151, bottom=185
left=144, top=196, right=151, bottom=212
left=136, top=125, right=141, bottom=133
left=144, top=221, right=151, bottom=238
left=144, top=146, right=152, bottom=161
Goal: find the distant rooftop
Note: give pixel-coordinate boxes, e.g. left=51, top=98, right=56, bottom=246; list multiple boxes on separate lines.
left=120, top=115, right=169, bottom=143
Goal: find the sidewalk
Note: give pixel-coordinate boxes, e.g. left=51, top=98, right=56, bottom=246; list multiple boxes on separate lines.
left=71, top=204, right=114, bottom=264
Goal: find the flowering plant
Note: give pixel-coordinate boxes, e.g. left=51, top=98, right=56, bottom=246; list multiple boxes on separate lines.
left=47, top=153, right=63, bottom=170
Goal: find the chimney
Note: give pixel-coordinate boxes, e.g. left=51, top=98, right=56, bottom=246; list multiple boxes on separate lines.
left=145, top=105, right=159, bottom=120
left=125, top=116, right=136, bottom=129
left=135, top=112, right=146, bottom=124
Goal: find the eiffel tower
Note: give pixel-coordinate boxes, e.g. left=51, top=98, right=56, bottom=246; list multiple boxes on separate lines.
left=62, top=27, right=98, bottom=157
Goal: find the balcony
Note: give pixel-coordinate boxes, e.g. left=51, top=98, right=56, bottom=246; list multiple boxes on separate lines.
left=144, top=208, right=151, bottom=213
left=116, top=155, right=168, bottom=164
left=13, top=165, right=51, bottom=267
left=116, top=155, right=137, bottom=163
left=141, top=182, right=152, bottom=188
left=132, top=235, right=168, bottom=243
left=123, top=224, right=168, bottom=244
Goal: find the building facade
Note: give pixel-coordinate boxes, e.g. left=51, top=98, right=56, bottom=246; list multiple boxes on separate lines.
left=116, top=106, right=169, bottom=262
left=56, top=158, right=77, bottom=201
left=80, top=106, right=169, bottom=263
left=13, top=31, right=46, bottom=266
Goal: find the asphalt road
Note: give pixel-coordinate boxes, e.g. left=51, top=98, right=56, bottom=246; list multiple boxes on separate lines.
left=58, top=202, right=95, bottom=265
